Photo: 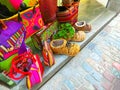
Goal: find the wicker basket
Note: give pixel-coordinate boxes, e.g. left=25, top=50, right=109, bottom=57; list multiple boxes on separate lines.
left=56, top=5, right=78, bottom=24
left=50, top=39, right=80, bottom=56
left=50, top=39, right=68, bottom=55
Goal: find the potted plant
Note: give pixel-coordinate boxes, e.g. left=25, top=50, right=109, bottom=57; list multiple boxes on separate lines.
left=53, top=23, right=75, bottom=40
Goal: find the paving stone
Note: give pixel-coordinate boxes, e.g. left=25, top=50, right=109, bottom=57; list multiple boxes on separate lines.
left=112, top=79, right=120, bottom=90
left=99, top=31, right=108, bottom=37
left=111, top=68, right=120, bottom=79
left=103, top=71, right=115, bottom=82
left=112, top=62, right=120, bottom=71
left=90, top=52, right=101, bottom=62
left=86, top=58, right=105, bottom=74
left=90, top=69, right=103, bottom=82
left=85, top=75, right=104, bottom=90
left=60, top=84, right=70, bottom=90
left=75, top=86, right=88, bottom=90
left=86, top=43, right=97, bottom=51
left=82, top=62, right=94, bottom=73
left=85, top=74, right=99, bottom=85
left=68, top=76, right=83, bottom=88
left=64, top=80, right=75, bottom=90
left=101, top=81, right=112, bottom=90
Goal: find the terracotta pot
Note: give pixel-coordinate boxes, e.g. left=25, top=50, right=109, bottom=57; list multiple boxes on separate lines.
left=38, top=0, right=57, bottom=24
left=74, top=21, right=91, bottom=32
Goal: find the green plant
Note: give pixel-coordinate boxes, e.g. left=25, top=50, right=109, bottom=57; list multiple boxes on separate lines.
left=53, top=23, right=75, bottom=39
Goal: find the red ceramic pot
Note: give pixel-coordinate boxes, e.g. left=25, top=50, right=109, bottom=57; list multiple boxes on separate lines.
left=38, top=0, right=57, bottom=24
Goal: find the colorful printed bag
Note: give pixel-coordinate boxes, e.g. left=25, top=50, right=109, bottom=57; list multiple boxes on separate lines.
left=42, top=41, right=55, bottom=66
left=2, top=4, right=44, bottom=38
left=56, top=4, right=78, bottom=24
left=7, top=51, right=44, bottom=89
left=0, top=20, right=27, bottom=71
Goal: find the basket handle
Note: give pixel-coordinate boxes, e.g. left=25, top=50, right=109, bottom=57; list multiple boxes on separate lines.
left=17, top=3, right=38, bottom=22
left=0, top=20, right=7, bottom=30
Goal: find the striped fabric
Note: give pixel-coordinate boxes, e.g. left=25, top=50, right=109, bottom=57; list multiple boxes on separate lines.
left=0, top=21, right=26, bottom=61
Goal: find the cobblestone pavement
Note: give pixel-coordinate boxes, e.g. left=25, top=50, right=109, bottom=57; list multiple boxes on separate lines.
left=40, top=14, right=120, bottom=90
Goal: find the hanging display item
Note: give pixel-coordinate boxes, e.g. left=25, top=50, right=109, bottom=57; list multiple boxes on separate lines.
left=38, top=0, right=57, bottom=24
left=0, top=20, right=27, bottom=71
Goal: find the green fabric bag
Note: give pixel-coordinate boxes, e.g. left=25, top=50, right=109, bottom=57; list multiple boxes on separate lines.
left=0, top=20, right=26, bottom=71
left=0, top=54, right=17, bottom=71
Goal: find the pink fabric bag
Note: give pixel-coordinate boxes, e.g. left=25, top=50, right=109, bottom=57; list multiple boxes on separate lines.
left=2, top=4, right=44, bottom=38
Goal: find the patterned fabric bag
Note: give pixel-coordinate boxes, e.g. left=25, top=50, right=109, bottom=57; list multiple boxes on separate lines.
left=0, top=20, right=27, bottom=71
left=0, top=51, right=44, bottom=88
left=42, top=41, right=55, bottom=66
left=56, top=4, right=79, bottom=24
left=10, top=51, right=44, bottom=89
left=2, top=4, right=44, bottom=38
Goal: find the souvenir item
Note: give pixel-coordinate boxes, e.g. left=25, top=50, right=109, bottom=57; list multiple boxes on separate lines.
left=19, top=4, right=44, bottom=38
left=74, top=21, right=91, bottom=32
left=6, top=51, right=44, bottom=89
left=56, top=5, right=78, bottom=24
left=42, top=41, right=55, bottom=66
left=2, top=4, right=44, bottom=38
left=32, top=21, right=58, bottom=50
left=0, top=20, right=26, bottom=71
left=71, top=31, right=86, bottom=42
left=50, top=39, right=80, bottom=56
